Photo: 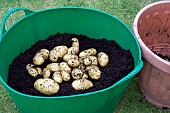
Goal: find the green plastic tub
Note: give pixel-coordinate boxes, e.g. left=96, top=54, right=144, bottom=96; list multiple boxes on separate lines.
left=0, top=7, right=143, bottom=113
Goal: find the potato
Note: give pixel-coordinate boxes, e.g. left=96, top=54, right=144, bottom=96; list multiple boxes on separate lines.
left=37, top=49, right=49, bottom=60
left=26, top=64, right=35, bottom=70
left=67, top=59, right=80, bottom=67
left=83, top=57, right=92, bottom=66
left=67, top=47, right=79, bottom=55
left=61, top=71, right=71, bottom=82
left=71, top=38, right=79, bottom=48
left=71, top=68, right=83, bottom=79
left=35, top=67, right=42, bottom=75
left=52, top=71, right=63, bottom=83
left=60, top=62, right=71, bottom=73
left=97, top=52, right=109, bottom=67
left=79, top=48, right=97, bottom=57
left=88, top=67, right=101, bottom=80
left=72, top=79, right=93, bottom=90
left=63, top=54, right=78, bottom=62
left=33, top=54, right=45, bottom=65
left=46, top=63, right=60, bottom=72
left=27, top=68, right=39, bottom=77
left=88, top=56, right=98, bottom=66
left=33, top=49, right=49, bottom=65
left=42, top=68, right=51, bottom=78
left=53, top=46, right=68, bottom=58
left=34, top=78, right=60, bottom=95
left=49, top=51, right=58, bottom=62
left=67, top=38, right=79, bottom=55
left=26, top=64, right=42, bottom=76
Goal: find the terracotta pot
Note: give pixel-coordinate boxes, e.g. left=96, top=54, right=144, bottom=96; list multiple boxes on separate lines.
left=132, top=1, right=170, bottom=108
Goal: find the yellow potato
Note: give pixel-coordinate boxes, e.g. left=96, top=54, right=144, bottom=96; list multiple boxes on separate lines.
left=52, top=71, right=63, bottom=83
left=53, top=46, right=68, bottom=58
left=46, top=63, right=60, bottom=72
left=60, top=62, right=71, bottom=73
left=42, top=68, right=51, bottom=78
left=28, top=68, right=39, bottom=77
left=67, top=59, right=80, bottom=67
left=79, top=48, right=97, bottom=57
left=72, top=79, right=93, bottom=90
left=61, top=71, right=71, bottom=82
left=71, top=68, right=83, bottom=79
left=33, top=54, right=45, bottom=65
left=49, top=50, right=59, bottom=62
left=88, top=67, right=101, bottom=80
left=34, top=78, right=60, bottom=95
left=97, top=52, right=109, bottom=67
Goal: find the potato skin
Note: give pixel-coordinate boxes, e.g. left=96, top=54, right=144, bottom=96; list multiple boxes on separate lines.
left=79, top=48, right=97, bottom=57
left=72, top=79, right=93, bottom=90
left=46, top=63, right=60, bottom=72
left=28, top=68, right=39, bottom=77
left=97, top=52, right=109, bottom=67
left=34, top=78, right=60, bottom=95
left=71, top=68, right=83, bottom=79
left=52, top=71, right=63, bottom=83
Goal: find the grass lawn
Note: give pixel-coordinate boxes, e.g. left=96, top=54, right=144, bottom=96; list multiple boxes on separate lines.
left=0, top=0, right=170, bottom=113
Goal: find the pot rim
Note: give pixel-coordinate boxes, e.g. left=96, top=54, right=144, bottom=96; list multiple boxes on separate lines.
left=132, top=1, right=170, bottom=74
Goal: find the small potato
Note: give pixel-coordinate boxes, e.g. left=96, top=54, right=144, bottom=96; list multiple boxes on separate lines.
left=67, top=38, right=79, bottom=55
left=49, top=50, right=59, bottom=62
left=33, top=54, right=45, bottom=65
left=88, top=56, right=98, bottom=66
left=37, top=49, right=49, bottom=60
left=35, top=67, right=42, bottom=75
left=83, top=57, right=92, bottom=66
left=52, top=71, right=63, bottom=83
left=34, top=78, right=60, bottom=95
left=46, top=63, right=60, bottom=72
left=26, top=64, right=35, bottom=70
left=63, top=54, right=78, bottom=62
left=71, top=68, right=83, bottom=79
left=33, top=49, right=49, bottom=65
left=79, top=48, right=97, bottom=57
left=28, top=68, right=39, bottom=77
left=72, top=79, right=93, bottom=90
left=60, top=62, right=71, bottom=73
left=67, top=47, right=79, bottom=55
left=88, top=67, right=101, bottom=80
left=53, top=46, right=68, bottom=58
left=61, top=71, right=71, bottom=82
left=42, top=68, right=51, bottom=78
left=71, top=38, right=79, bottom=48
left=67, top=59, right=80, bottom=67
left=97, top=52, right=109, bottom=67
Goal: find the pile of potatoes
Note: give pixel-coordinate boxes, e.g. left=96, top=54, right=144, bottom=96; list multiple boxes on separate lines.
left=26, top=38, right=109, bottom=95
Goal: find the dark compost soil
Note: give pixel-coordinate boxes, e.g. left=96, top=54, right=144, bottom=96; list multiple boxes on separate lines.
left=7, top=33, right=134, bottom=96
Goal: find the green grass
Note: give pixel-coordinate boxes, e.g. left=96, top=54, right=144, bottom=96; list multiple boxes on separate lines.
left=0, top=0, right=170, bottom=113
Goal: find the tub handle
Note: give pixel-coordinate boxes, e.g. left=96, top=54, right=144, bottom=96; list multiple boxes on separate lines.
left=0, top=8, right=35, bottom=40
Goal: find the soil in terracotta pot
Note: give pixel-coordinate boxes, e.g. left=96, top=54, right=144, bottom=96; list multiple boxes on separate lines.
left=7, top=33, right=134, bottom=96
